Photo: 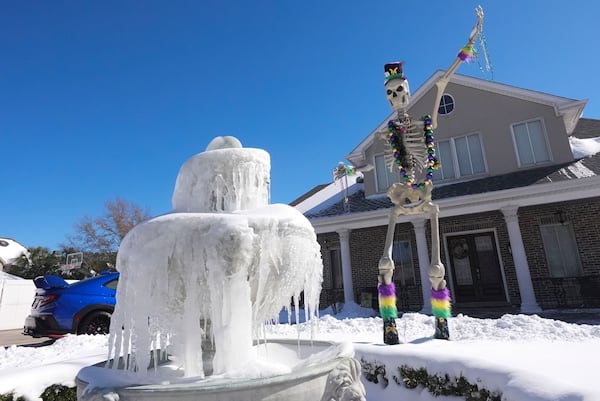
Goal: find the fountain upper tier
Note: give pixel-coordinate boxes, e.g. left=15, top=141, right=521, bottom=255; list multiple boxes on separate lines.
left=172, top=136, right=270, bottom=213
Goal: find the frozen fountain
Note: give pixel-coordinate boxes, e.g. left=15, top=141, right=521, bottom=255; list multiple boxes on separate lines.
left=75, top=136, right=366, bottom=401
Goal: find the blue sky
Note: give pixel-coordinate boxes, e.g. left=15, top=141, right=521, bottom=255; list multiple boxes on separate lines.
left=1, top=1, right=599, bottom=250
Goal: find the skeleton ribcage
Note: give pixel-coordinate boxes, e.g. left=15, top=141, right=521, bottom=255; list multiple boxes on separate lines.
left=384, top=123, right=429, bottom=176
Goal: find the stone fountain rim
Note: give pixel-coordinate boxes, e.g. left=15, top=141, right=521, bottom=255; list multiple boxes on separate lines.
left=76, top=339, right=352, bottom=394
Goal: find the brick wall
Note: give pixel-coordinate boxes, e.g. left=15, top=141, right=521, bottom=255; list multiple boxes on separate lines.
left=317, top=233, right=340, bottom=308
left=520, top=196, right=600, bottom=308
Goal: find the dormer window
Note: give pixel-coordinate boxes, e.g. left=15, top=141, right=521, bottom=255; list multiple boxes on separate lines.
left=438, top=94, right=455, bottom=115
left=432, top=133, right=486, bottom=181
left=512, top=119, right=551, bottom=166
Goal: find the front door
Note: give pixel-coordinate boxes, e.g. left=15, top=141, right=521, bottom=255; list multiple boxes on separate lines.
left=446, top=232, right=505, bottom=303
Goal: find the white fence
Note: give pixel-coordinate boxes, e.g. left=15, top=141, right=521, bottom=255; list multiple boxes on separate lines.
left=0, top=277, right=35, bottom=331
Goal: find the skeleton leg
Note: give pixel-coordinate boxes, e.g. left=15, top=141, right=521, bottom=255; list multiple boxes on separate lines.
left=426, top=202, right=446, bottom=290
left=377, top=207, right=400, bottom=345
left=424, top=202, right=451, bottom=339
left=378, top=211, right=397, bottom=285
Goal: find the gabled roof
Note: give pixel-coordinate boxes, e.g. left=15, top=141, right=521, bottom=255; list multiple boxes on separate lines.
left=289, top=184, right=329, bottom=207
left=292, top=173, right=364, bottom=214
left=572, top=118, right=600, bottom=139
left=306, top=118, right=600, bottom=220
left=346, top=71, right=588, bottom=167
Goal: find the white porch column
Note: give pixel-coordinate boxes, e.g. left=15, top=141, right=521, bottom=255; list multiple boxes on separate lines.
left=337, top=229, right=356, bottom=305
left=412, top=218, right=432, bottom=314
left=501, top=207, right=542, bottom=313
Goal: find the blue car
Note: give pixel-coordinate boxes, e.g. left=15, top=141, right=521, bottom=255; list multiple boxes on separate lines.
left=23, top=271, right=119, bottom=337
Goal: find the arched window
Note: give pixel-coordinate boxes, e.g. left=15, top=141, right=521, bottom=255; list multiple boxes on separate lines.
left=438, top=94, right=455, bottom=115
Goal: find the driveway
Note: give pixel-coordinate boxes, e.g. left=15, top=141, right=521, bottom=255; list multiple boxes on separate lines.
left=0, top=329, right=54, bottom=347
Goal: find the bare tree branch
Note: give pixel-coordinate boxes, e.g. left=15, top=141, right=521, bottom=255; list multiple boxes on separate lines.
left=66, top=197, right=152, bottom=254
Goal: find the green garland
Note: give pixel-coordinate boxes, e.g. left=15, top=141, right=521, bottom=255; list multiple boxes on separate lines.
left=360, top=358, right=502, bottom=401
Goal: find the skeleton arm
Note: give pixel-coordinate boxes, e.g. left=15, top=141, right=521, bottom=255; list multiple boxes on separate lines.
left=430, top=6, right=484, bottom=130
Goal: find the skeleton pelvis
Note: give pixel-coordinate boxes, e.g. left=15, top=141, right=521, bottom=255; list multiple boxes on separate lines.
left=387, top=183, right=432, bottom=210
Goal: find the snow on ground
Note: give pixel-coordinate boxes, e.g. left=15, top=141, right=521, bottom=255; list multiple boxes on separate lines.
left=0, top=271, right=25, bottom=280
left=1, top=305, right=600, bottom=401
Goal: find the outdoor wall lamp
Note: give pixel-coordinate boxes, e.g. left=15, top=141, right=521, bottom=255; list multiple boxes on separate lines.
left=555, top=210, right=567, bottom=224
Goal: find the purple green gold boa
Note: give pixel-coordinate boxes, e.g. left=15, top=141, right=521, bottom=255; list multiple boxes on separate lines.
left=457, top=44, right=475, bottom=61
left=378, top=282, right=398, bottom=319
left=431, top=287, right=451, bottom=318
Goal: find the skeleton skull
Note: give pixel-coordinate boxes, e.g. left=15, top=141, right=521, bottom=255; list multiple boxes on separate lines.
left=384, top=78, right=410, bottom=110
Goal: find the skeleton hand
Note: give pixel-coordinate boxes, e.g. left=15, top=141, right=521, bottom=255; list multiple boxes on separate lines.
left=378, top=256, right=394, bottom=285
left=473, top=6, right=484, bottom=40
left=466, top=6, right=484, bottom=45
left=428, top=262, right=446, bottom=291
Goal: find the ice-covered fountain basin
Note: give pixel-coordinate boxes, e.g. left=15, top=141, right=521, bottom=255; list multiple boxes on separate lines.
left=77, top=340, right=360, bottom=401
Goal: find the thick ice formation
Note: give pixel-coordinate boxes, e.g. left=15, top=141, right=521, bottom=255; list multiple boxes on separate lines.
left=172, top=137, right=270, bottom=213
left=108, top=136, right=323, bottom=378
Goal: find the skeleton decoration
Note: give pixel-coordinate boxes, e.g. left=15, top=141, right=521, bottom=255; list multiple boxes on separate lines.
left=377, top=6, right=485, bottom=344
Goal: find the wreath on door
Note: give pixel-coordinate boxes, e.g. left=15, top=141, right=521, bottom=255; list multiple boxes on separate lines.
left=452, top=242, right=469, bottom=259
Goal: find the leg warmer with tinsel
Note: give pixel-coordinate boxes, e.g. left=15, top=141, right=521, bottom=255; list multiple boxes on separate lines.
left=431, top=287, right=451, bottom=340
left=378, top=282, right=399, bottom=344
left=431, top=287, right=451, bottom=318
left=378, top=282, right=398, bottom=320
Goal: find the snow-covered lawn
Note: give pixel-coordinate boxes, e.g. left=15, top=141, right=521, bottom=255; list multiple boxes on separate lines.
left=1, top=305, right=599, bottom=401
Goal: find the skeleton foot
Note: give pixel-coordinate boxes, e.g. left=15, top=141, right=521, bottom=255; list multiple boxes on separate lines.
left=428, top=262, right=446, bottom=291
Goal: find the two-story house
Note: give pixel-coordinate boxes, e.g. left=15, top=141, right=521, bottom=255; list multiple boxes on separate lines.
left=294, top=71, right=600, bottom=315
